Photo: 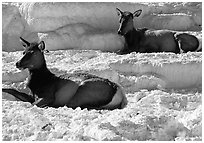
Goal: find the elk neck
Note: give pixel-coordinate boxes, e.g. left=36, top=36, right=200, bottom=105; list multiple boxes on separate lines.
left=27, top=59, right=57, bottom=92
left=29, top=62, right=52, bottom=77
left=123, top=28, right=140, bottom=50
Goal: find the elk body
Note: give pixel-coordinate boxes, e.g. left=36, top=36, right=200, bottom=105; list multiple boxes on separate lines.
left=2, top=37, right=126, bottom=110
left=116, top=8, right=200, bottom=54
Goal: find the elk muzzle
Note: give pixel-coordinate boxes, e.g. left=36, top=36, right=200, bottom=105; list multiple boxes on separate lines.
left=16, top=61, right=22, bottom=69
left=118, top=30, right=122, bottom=35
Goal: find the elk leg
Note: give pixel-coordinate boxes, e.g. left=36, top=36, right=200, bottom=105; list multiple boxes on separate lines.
left=32, top=97, right=54, bottom=108
left=2, top=88, right=35, bottom=103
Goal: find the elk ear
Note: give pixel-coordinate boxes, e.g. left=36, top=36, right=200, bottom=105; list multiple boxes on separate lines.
left=116, top=7, right=123, bottom=16
left=38, top=41, right=45, bottom=51
left=133, top=9, right=142, bottom=17
left=20, top=37, right=30, bottom=48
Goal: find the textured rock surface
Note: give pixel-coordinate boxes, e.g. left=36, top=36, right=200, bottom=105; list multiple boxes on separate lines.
left=2, top=3, right=25, bottom=51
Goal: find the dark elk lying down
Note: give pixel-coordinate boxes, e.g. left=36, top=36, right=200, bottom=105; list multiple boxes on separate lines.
left=2, top=37, right=127, bottom=110
left=116, top=8, right=201, bottom=54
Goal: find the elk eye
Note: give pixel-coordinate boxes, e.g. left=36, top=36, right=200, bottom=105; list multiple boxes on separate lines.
left=23, top=51, right=34, bottom=55
left=30, top=51, right=34, bottom=54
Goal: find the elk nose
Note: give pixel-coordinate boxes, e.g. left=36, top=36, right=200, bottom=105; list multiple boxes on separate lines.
left=16, top=62, right=20, bottom=68
left=118, top=30, right=122, bottom=35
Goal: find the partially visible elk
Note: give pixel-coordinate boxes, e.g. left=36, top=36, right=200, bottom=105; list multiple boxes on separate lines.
left=116, top=8, right=200, bottom=54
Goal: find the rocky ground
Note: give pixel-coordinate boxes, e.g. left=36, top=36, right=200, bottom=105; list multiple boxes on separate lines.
left=2, top=50, right=202, bottom=141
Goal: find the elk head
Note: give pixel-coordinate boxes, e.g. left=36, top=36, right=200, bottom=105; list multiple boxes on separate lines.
left=116, top=8, right=142, bottom=35
left=16, top=37, right=46, bottom=70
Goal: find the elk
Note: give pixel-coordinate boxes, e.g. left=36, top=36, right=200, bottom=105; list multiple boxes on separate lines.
left=2, top=37, right=127, bottom=110
left=116, top=8, right=200, bottom=54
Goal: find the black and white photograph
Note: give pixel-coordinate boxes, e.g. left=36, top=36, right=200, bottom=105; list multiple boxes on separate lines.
left=2, top=1, right=202, bottom=141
